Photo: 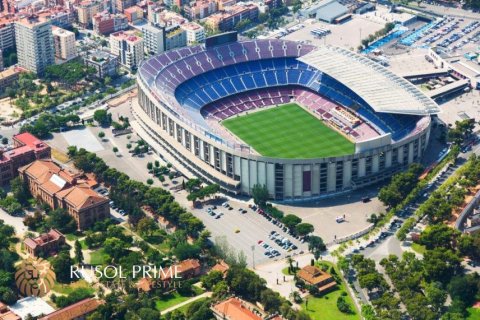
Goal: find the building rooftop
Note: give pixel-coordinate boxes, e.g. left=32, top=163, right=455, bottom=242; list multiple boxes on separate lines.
left=111, top=31, right=142, bottom=43
left=299, top=46, right=440, bottom=116
left=14, top=132, right=50, bottom=153
left=181, top=22, right=203, bottom=31
left=10, top=296, right=55, bottom=320
left=212, top=297, right=263, bottom=320
left=39, top=298, right=103, bottom=320
left=24, top=228, right=64, bottom=250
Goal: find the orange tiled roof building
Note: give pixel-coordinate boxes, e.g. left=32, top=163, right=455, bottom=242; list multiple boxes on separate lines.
left=211, top=297, right=263, bottom=320
left=297, top=265, right=337, bottom=294
left=19, top=160, right=109, bottom=230
left=0, top=302, right=20, bottom=320
left=23, top=228, right=65, bottom=258
left=39, top=298, right=103, bottom=320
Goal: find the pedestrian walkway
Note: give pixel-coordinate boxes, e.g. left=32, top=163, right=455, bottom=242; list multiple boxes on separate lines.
left=161, top=292, right=212, bottom=314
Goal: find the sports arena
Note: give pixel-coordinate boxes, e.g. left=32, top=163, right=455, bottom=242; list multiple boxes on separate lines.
left=133, top=37, right=440, bottom=201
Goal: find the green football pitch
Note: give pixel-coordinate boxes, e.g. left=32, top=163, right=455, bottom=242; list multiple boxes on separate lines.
left=221, top=103, right=355, bottom=159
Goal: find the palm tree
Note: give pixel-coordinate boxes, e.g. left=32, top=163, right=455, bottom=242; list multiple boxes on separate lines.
left=287, top=256, right=294, bottom=274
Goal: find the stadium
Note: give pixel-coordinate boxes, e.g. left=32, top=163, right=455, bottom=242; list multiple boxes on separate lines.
left=133, top=37, right=440, bottom=201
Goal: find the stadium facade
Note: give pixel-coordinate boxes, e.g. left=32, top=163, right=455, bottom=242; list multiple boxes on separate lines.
left=133, top=39, right=440, bottom=201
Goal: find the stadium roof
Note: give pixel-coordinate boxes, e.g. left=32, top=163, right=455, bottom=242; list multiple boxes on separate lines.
left=298, top=46, right=440, bottom=116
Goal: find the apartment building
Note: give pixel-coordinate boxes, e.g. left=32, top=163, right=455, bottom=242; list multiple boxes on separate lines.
left=92, top=11, right=128, bottom=35
left=14, top=16, right=55, bottom=75
left=83, top=50, right=118, bottom=78
left=205, top=3, right=259, bottom=32
left=181, top=22, right=205, bottom=45
left=109, top=30, right=143, bottom=70
left=124, top=5, right=143, bottom=23
left=0, top=19, right=16, bottom=51
left=19, top=159, right=110, bottom=230
left=143, top=22, right=187, bottom=55
left=52, top=26, right=77, bottom=61
left=184, top=0, right=218, bottom=20
left=115, top=0, right=136, bottom=13
left=76, top=0, right=107, bottom=28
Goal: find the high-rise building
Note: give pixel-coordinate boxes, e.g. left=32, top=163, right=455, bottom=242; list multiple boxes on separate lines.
left=181, top=22, right=205, bottom=45
left=0, top=20, right=15, bottom=52
left=109, top=31, right=144, bottom=71
left=143, top=23, right=187, bottom=55
left=14, top=16, right=55, bottom=75
left=76, top=0, right=107, bottom=28
left=142, top=23, right=164, bottom=55
left=52, top=26, right=77, bottom=61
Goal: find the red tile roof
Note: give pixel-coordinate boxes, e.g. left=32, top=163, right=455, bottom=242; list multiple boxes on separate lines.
left=39, top=298, right=103, bottom=320
left=212, top=298, right=262, bottom=320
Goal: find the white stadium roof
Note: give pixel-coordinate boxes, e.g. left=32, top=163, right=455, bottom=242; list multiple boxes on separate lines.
left=298, top=46, right=441, bottom=116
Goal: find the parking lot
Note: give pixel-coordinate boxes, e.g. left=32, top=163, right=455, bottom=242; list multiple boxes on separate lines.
left=280, top=16, right=384, bottom=49
left=178, top=195, right=308, bottom=267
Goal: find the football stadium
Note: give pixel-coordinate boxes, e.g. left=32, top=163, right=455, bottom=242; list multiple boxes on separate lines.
left=133, top=37, right=440, bottom=201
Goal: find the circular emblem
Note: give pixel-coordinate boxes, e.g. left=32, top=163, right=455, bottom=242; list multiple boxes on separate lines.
left=15, top=257, right=56, bottom=297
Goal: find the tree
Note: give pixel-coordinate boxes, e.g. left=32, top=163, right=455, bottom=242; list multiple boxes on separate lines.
left=337, top=296, right=353, bottom=314
left=52, top=253, right=74, bottom=283
left=308, top=235, right=326, bottom=261
left=420, top=224, right=458, bottom=250
left=112, top=147, right=118, bottom=154
left=185, top=178, right=201, bottom=192
left=423, top=247, right=461, bottom=283
left=10, top=177, right=30, bottom=205
left=1, top=137, right=7, bottom=145
left=104, top=237, right=128, bottom=261
left=425, top=281, right=447, bottom=314
left=47, top=209, right=76, bottom=233
left=174, top=243, right=201, bottom=260
left=98, top=131, right=105, bottom=139
left=136, top=217, right=158, bottom=237
left=252, top=184, right=269, bottom=208
left=146, top=178, right=154, bottom=186
left=447, top=274, right=479, bottom=307
left=201, top=270, right=223, bottom=290
left=147, top=162, right=153, bottom=171
left=282, top=214, right=302, bottom=230
left=93, top=110, right=112, bottom=126
left=295, top=223, right=314, bottom=236
left=74, top=240, right=84, bottom=265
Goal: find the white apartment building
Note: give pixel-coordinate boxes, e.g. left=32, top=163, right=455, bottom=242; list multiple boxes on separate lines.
left=109, top=31, right=144, bottom=71
left=52, top=27, right=77, bottom=61
left=181, top=22, right=205, bottom=45
left=14, top=17, right=55, bottom=75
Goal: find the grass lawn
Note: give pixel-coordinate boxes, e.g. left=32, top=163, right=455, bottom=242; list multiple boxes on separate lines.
left=51, top=148, right=70, bottom=163
left=301, top=261, right=359, bottom=320
left=52, top=279, right=94, bottom=295
left=65, top=233, right=79, bottom=241
left=155, top=286, right=204, bottom=311
left=79, top=239, right=88, bottom=250
left=89, top=248, right=110, bottom=265
left=175, top=297, right=209, bottom=315
left=303, top=290, right=359, bottom=320
left=222, top=103, right=354, bottom=158
left=468, top=308, right=480, bottom=320
left=411, top=243, right=426, bottom=255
